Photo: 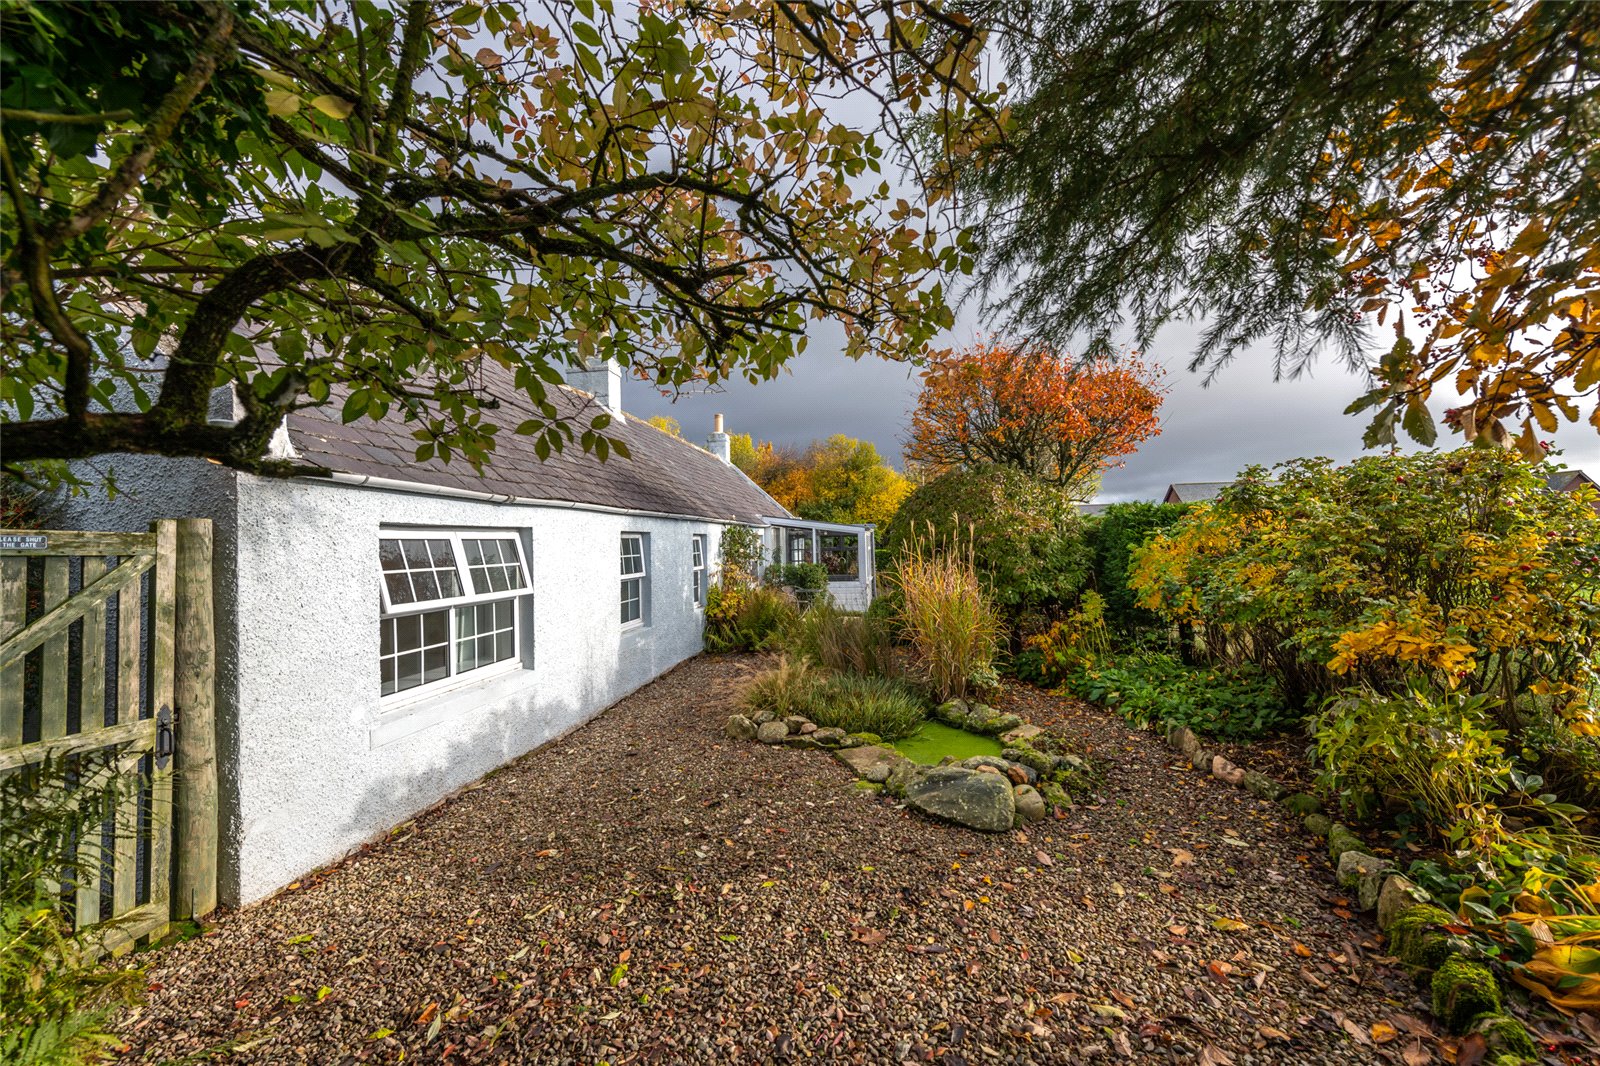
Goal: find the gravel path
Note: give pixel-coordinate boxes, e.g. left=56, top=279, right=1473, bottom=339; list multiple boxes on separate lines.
left=117, top=654, right=1455, bottom=1064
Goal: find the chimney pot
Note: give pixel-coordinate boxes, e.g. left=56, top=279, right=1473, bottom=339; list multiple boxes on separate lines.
left=707, top=413, right=731, bottom=464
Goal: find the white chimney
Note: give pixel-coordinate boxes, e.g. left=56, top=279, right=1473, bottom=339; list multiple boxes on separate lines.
left=565, top=358, right=623, bottom=418
left=706, top=412, right=731, bottom=464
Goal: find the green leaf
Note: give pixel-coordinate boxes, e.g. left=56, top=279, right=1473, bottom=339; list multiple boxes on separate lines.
left=264, top=90, right=300, bottom=117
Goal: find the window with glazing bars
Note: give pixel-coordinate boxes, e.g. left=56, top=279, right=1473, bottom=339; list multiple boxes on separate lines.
left=691, top=534, right=706, bottom=607
left=379, top=532, right=529, bottom=697
left=620, top=533, right=646, bottom=625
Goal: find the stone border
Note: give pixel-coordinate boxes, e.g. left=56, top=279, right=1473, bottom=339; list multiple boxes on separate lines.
left=724, top=699, right=1096, bottom=834
left=1161, top=725, right=1538, bottom=1064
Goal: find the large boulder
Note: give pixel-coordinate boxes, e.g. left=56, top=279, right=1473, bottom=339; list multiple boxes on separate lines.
left=903, top=767, right=1017, bottom=833
left=724, top=714, right=757, bottom=741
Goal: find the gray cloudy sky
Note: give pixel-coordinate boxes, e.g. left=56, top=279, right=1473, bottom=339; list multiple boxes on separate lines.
left=627, top=312, right=1600, bottom=502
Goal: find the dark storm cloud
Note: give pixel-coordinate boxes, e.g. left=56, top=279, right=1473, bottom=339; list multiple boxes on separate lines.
left=626, top=320, right=1600, bottom=500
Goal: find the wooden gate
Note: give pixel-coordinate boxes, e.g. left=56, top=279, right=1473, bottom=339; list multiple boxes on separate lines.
left=0, top=520, right=217, bottom=956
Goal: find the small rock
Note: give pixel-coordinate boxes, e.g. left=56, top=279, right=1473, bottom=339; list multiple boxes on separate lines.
left=1240, top=771, right=1282, bottom=801
left=1326, top=823, right=1365, bottom=862
left=1190, top=749, right=1213, bottom=772
left=798, top=721, right=818, bottom=735
left=724, top=714, right=757, bottom=741
left=1013, top=784, right=1047, bottom=823
left=756, top=721, right=788, bottom=744
left=1376, top=875, right=1422, bottom=931
left=1170, top=726, right=1201, bottom=758
left=1005, top=765, right=1029, bottom=786
left=1303, top=812, right=1333, bottom=837
left=1336, top=851, right=1393, bottom=910
left=811, top=727, right=846, bottom=747
left=783, top=715, right=810, bottom=734
left=1281, top=792, right=1321, bottom=816
left=834, top=744, right=896, bottom=776
left=865, top=763, right=891, bottom=784
left=782, top=735, right=823, bottom=750
left=752, top=709, right=777, bottom=725
left=1211, top=755, right=1244, bottom=785
left=1001, top=746, right=1054, bottom=776
left=973, top=764, right=1003, bottom=775
left=961, top=755, right=1011, bottom=773
left=1000, top=723, right=1045, bottom=744
left=934, top=699, right=970, bottom=725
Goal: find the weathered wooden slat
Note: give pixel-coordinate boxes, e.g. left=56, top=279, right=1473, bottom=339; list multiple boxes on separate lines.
left=0, top=717, right=157, bottom=773
left=173, top=519, right=218, bottom=920
left=85, top=901, right=167, bottom=959
left=147, top=521, right=178, bottom=917
left=0, top=529, right=155, bottom=557
left=79, top=557, right=108, bottom=730
left=0, top=557, right=24, bottom=746
left=111, top=748, right=140, bottom=920
left=39, top=557, right=70, bottom=741
left=76, top=556, right=109, bottom=932
left=0, top=554, right=152, bottom=671
left=116, top=566, right=141, bottom=727
left=72, top=754, right=119, bottom=932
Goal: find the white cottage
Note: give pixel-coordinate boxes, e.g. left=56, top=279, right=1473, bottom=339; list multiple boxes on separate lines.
left=60, top=360, right=875, bottom=906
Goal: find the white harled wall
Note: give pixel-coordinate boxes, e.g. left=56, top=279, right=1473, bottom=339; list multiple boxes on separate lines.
left=62, top=458, right=733, bottom=906
left=227, top=476, right=728, bottom=904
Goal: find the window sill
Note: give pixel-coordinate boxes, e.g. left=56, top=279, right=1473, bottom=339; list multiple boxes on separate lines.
left=370, top=662, right=531, bottom=748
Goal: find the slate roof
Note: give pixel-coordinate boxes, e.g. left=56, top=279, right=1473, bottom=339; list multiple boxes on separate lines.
left=1546, top=469, right=1597, bottom=494
left=1075, top=502, right=1114, bottom=517
left=1163, top=481, right=1233, bottom=503
left=283, top=361, right=791, bottom=525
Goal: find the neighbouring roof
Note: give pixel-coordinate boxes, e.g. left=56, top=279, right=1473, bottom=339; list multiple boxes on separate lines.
left=1075, top=502, right=1114, bottom=517
left=1546, top=469, right=1597, bottom=494
left=283, top=361, right=792, bottom=525
left=1163, top=481, right=1233, bottom=503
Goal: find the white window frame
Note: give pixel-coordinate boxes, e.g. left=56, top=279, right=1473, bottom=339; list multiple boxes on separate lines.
left=691, top=534, right=706, bottom=608
left=379, top=529, right=531, bottom=704
left=620, top=532, right=648, bottom=629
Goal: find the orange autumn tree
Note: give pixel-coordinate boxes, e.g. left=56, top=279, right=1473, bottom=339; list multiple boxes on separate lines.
left=906, top=341, right=1165, bottom=500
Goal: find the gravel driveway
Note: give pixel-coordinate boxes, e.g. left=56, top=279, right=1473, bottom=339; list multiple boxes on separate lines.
left=116, top=654, right=1463, bottom=1064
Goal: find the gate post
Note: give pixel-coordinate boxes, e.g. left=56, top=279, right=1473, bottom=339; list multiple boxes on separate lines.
left=172, top=518, right=218, bottom=920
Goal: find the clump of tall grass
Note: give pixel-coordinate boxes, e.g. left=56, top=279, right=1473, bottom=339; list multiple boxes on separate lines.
left=743, top=656, right=824, bottom=719
left=786, top=599, right=896, bottom=678
left=892, top=526, right=1003, bottom=702
left=743, top=656, right=926, bottom=739
left=808, top=673, right=925, bottom=739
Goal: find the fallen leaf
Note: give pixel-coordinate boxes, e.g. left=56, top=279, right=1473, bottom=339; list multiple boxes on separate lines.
left=1168, top=925, right=1188, bottom=937
left=1206, top=960, right=1233, bottom=983
left=416, top=1002, right=438, bottom=1024
left=1292, top=942, right=1313, bottom=958
left=1170, top=848, right=1195, bottom=867
left=1212, top=917, right=1250, bottom=933
left=1401, top=1039, right=1431, bottom=1066
left=1198, top=1044, right=1235, bottom=1066
left=1456, top=1032, right=1488, bottom=1066
left=1257, top=1026, right=1292, bottom=1043
left=1371, top=1021, right=1398, bottom=1044
left=1338, top=1017, right=1371, bottom=1045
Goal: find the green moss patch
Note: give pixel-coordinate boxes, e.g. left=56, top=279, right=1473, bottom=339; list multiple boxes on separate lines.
left=1431, top=956, right=1501, bottom=1033
left=1387, top=904, right=1455, bottom=972
left=1470, top=1014, right=1536, bottom=1062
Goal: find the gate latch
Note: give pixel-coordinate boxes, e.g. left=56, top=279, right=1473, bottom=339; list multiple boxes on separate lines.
left=154, top=705, right=174, bottom=770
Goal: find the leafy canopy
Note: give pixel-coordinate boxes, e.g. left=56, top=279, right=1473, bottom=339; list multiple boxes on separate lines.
left=0, top=0, right=974, bottom=480
left=938, top=2, right=1599, bottom=448
left=742, top=433, right=911, bottom=529
left=905, top=339, right=1164, bottom=500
